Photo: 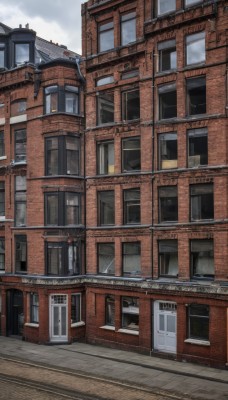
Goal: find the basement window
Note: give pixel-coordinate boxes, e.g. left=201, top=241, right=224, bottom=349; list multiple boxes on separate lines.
left=15, top=235, right=27, bottom=273
left=97, top=140, right=114, bottom=175
left=191, top=240, right=214, bottom=280
left=158, top=39, right=177, bottom=72
left=188, top=128, right=208, bottom=167
left=98, top=191, right=115, bottom=226
left=121, top=11, right=136, bottom=46
left=190, top=184, right=214, bottom=221
left=97, top=92, right=114, bottom=125
left=123, top=189, right=140, bottom=225
left=158, top=83, right=177, bottom=120
left=122, top=242, right=141, bottom=276
left=159, top=240, right=178, bottom=277
left=122, top=89, right=140, bottom=121
left=98, top=20, right=114, bottom=53
left=159, top=132, right=177, bottom=170
left=186, top=32, right=205, bottom=65
left=98, top=243, right=115, bottom=275
left=186, top=76, right=206, bottom=116
left=122, top=137, right=141, bottom=172
left=159, top=186, right=178, bottom=223
left=122, top=297, right=139, bottom=331
left=188, top=304, right=209, bottom=341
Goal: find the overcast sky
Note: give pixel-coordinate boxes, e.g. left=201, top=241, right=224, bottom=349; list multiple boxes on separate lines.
left=0, top=0, right=86, bottom=54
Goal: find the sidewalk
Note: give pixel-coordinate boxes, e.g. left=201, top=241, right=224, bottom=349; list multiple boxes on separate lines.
left=0, top=337, right=227, bottom=400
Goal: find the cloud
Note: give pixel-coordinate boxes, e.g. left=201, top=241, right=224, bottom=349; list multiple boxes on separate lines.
left=0, top=0, right=85, bottom=53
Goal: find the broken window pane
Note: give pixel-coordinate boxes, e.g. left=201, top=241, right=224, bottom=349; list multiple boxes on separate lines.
left=159, top=132, right=177, bottom=170
left=98, top=243, right=115, bottom=274
left=188, top=128, right=208, bottom=167
left=191, top=240, right=214, bottom=279
left=123, top=189, right=140, bottom=224
left=159, top=240, right=178, bottom=277
left=122, top=137, right=140, bottom=172
left=186, top=32, right=205, bottom=65
left=190, top=184, right=214, bottom=221
left=97, top=92, right=114, bottom=125
left=158, top=83, right=177, bottom=119
left=159, top=186, right=178, bottom=222
left=186, top=76, right=206, bottom=115
left=122, top=89, right=140, bottom=121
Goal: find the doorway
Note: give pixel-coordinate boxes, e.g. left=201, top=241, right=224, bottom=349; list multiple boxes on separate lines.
left=6, top=289, right=24, bottom=336
left=154, top=301, right=177, bottom=353
left=49, top=294, right=68, bottom=342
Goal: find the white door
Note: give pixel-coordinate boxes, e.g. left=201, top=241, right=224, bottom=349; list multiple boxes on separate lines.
left=50, top=295, right=68, bottom=342
left=154, top=301, right=177, bottom=353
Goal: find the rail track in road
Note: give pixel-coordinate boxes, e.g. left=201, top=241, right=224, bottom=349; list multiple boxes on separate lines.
left=0, top=356, right=188, bottom=400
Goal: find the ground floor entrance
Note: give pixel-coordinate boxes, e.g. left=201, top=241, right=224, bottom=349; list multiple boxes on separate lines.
left=49, top=294, right=68, bottom=342
left=153, top=301, right=177, bottom=354
left=6, top=289, right=24, bottom=337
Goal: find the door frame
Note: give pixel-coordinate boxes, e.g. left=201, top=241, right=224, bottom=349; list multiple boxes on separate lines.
left=153, top=300, right=177, bottom=354
left=49, top=294, right=68, bottom=343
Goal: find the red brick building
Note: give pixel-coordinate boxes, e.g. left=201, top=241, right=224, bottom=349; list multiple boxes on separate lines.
left=82, top=0, right=228, bottom=367
left=0, top=0, right=228, bottom=368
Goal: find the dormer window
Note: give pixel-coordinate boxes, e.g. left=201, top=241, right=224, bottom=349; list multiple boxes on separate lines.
left=0, top=44, right=5, bottom=68
left=15, top=43, right=30, bottom=65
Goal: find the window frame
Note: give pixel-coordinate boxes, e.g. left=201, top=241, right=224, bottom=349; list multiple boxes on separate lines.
left=190, top=239, right=214, bottom=280
left=97, top=91, right=115, bottom=126
left=98, top=20, right=114, bottom=53
left=46, top=241, right=80, bottom=276
left=96, top=76, right=114, bottom=87
left=158, top=39, right=177, bottom=72
left=185, top=0, right=203, bottom=8
left=15, top=176, right=26, bottom=227
left=105, top=295, right=115, bottom=326
left=15, top=235, right=27, bottom=273
left=188, top=128, right=208, bottom=168
left=97, top=140, right=114, bottom=175
left=186, top=31, right=205, bottom=66
left=97, top=243, right=115, bottom=275
left=123, top=188, right=140, bottom=225
left=97, top=190, right=115, bottom=226
left=120, top=11, right=136, bottom=47
left=0, top=182, right=5, bottom=218
left=45, top=135, right=80, bottom=176
left=122, top=88, right=140, bottom=121
left=122, top=296, right=139, bottom=331
left=0, top=237, right=5, bottom=271
left=0, top=43, right=5, bottom=68
left=158, top=83, right=177, bottom=120
left=44, top=85, right=79, bottom=115
left=44, top=192, right=80, bottom=226
left=159, top=132, right=177, bottom=170
left=157, top=0, right=176, bottom=16
left=188, top=303, right=209, bottom=341
left=190, top=183, right=214, bottom=221
left=186, top=76, right=206, bottom=116
left=159, top=186, right=178, bottom=223
left=122, top=242, right=141, bottom=276
left=71, top=293, right=82, bottom=324
left=122, top=137, right=141, bottom=172
left=65, top=85, right=79, bottom=114
left=30, top=293, right=39, bottom=324
left=159, top=240, right=178, bottom=278
left=15, top=42, right=30, bottom=65
left=14, top=128, right=26, bottom=163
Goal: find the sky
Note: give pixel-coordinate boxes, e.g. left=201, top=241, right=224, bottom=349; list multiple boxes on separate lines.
left=0, top=0, right=87, bottom=54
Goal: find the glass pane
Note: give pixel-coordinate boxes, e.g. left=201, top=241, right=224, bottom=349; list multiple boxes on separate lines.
left=61, top=306, right=67, bottom=336
left=53, top=307, right=59, bottom=335
left=159, top=314, right=165, bottom=331
left=98, top=243, right=115, bottom=274
left=122, top=90, right=140, bottom=120
left=186, top=32, right=205, bottom=65
left=121, top=16, right=136, bottom=46
left=158, top=0, right=176, bottom=15
left=99, top=191, right=115, bottom=225
left=167, top=315, right=176, bottom=333
left=65, top=92, right=78, bottom=113
left=99, top=29, right=114, bottom=52
left=97, top=93, right=114, bottom=125
left=15, top=43, right=29, bottom=64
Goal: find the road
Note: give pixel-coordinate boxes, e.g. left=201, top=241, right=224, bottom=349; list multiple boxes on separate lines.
left=0, top=357, right=185, bottom=400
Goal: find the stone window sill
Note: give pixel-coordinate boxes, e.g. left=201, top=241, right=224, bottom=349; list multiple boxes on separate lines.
left=118, top=328, right=139, bottom=336
left=24, top=323, right=39, bottom=328
left=71, top=321, right=85, bottom=328
left=100, top=325, right=115, bottom=331
left=184, top=338, right=210, bottom=346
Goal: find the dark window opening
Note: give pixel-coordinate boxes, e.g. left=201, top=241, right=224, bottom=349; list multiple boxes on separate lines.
left=190, top=184, right=214, bottom=221
left=159, top=240, right=178, bottom=277
left=11, top=100, right=26, bottom=116
left=15, top=235, right=27, bottom=273
left=15, top=176, right=26, bottom=227
left=188, top=128, right=208, bottom=167
left=97, top=92, right=114, bottom=125
left=71, top=294, right=82, bottom=323
left=121, top=70, right=139, bottom=80
left=15, top=129, right=26, bottom=163
left=159, top=133, right=177, bottom=170
left=0, top=182, right=5, bottom=217
left=122, top=296, right=139, bottom=331
left=45, top=192, right=80, bottom=226
left=30, top=293, right=39, bottom=323
left=122, top=137, right=140, bottom=172
left=186, top=76, right=206, bottom=115
left=122, top=242, right=141, bottom=276
left=122, top=89, right=140, bottom=121
left=97, top=141, right=114, bottom=175
left=159, top=186, right=178, bottom=222
left=158, top=40, right=176, bottom=72
left=98, top=243, right=115, bottom=275
left=159, top=84, right=177, bottom=120
left=0, top=238, right=5, bottom=271
left=44, top=86, right=79, bottom=114
left=123, top=189, right=140, bottom=224
left=45, top=136, right=80, bottom=176
left=191, top=240, right=214, bottom=279
left=98, top=191, right=115, bottom=226
left=46, top=241, right=80, bottom=276
left=188, top=304, right=209, bottom=341
left=106, top=295, right=115, bottom=326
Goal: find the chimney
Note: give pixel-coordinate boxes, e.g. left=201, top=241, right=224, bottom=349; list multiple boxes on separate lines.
left=25, top=23, right=29, bottom=29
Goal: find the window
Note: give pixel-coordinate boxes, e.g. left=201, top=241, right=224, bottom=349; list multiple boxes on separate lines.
left=98, top=191, right=115, bottom=226
left=159, top=240, right=178, bottom=277
left=0, top=103, right=4, bottom=119
left=122, top=137, right=140, bottom=172
left=0, top=43, right=5, bottom=68
left=98, top=243, right=115, bottom=274
left=106, top=295, right=115, bottom=326
left=71, top=294, right=82, bottom=324
left=159, top=186, right=178, bottom=222
left=97, top=92, right=114, bottom=125
left=0, top=132, right=4, bottom=157
left=15, top=176, right=26, bottom=226
left=186, top=32, right=205, bottom=65
left=15, top=129, right=26, bottom=162
left=121, top=12, right=136, bottom=46
left=121, top=70, right=139, bottom=80
left=157, top=0, right=176, bottom=16
left=0, top=182, right=5, bottom=218
left=96, top=76, right=114, bottom=87
left=186, top=76, right=206, bottom=115
left=45, top=136, right=80, bottom=176
left=0, top=238, right=5, bottom=271
left=30, top=293, right=39, bottom=323
left=188, top=128, right=208, bottom=167
left=45, top=86, right=58, bottom=113
left=97, top=141, right=114, bottom=175
left=122, top=89, right=140, bottom=121
left=190, top=184, right=214, bottom=221
left=185, top=0, right=203, bottom=7
left=158, top=40, right=177, bottom=72
left=122, top=297, right=139, bottom=331
left=159, top=133, right=177, bottom=170
left=46, top=241, right=80, bottom=276
left=15, top=235, right=27, bottom=273
left=123, top=189, right=140, bottom=224
left=45, top=86, right=79, bottom=114
left=15, top=43, right=29, bottom=65
left=158, top=83, right=177, bottom=119
left=188, top=304, right=209, bottom=341
left=65, top=86, right=79, bottom=114
left=11, top=100, right=26, bottom=116
left=191, top=240, right=214, bottom=279
left=98, top=21, right=114, bottom=52
left=122, top=242, right=141, bottom=276
left=45, top=192, right=80, bottom=226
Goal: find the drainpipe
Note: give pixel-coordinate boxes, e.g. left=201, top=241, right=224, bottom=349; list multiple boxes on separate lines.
left=151, top=49, right=156, bottom=281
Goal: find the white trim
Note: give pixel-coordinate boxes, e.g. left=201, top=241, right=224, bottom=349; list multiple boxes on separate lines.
left=0, top=156, right=6, bottom=161
left=118, top=328, right=139, bottom=335
left=10, top=114, right=27, bottom=124
left=24, top=323, right=39, bottom=328
left=100, top=325, right=115, bottom=331
left=0, top=118, right=5, bottom=126
left=71, top=321, right=85, bottom=328
left=184, top=338, right=210, bottom=346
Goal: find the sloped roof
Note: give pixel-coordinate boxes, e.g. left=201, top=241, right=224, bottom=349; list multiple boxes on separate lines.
left=35, top=36, right=79, bottom=61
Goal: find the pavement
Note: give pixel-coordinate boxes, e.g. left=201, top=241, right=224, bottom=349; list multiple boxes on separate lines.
left=0, top=337, right=227, bottom=400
